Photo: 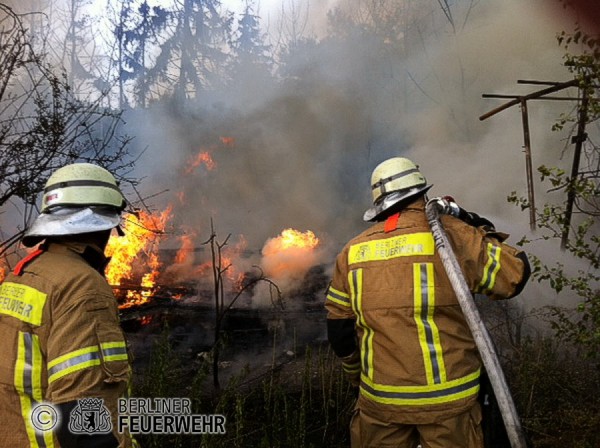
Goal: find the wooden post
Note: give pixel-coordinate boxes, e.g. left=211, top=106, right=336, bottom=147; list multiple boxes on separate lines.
left=561, top=84, right=589, bottom=250
left=520, top=99, right=536, bottom=231
left=480, top=78, right=580, bottom=237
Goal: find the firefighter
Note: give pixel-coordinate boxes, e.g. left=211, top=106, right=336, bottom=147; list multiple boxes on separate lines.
left=0, top=163, right=136, bottom=447
left=325, top=157, right=530, bottom=448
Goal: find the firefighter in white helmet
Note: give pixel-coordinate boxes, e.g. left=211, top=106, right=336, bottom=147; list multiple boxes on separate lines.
left=0, top=163, right=137, bottom=447
left=326, top=157, right=530, bottom=447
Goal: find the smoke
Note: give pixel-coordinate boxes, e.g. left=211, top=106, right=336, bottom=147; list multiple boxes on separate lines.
left=131, top=1, right=572, bottom=252
left=2, top=1, right=590, bottom=310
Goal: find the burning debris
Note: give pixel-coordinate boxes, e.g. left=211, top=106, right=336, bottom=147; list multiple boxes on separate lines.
left=99, top=135, right=327, bottom=312
left=106, top=208, right=172, bottom=309
left=260, top=228, right=322, bottom=293
left=107, top=213, right=326, bottom=311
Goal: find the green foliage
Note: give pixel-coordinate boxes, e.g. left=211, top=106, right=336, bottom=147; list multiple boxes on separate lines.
left=558, top=23, right=600, bottom=122
left=510, top=191, right=600, bottom=359
left=510, top=26, right=600, bottom=360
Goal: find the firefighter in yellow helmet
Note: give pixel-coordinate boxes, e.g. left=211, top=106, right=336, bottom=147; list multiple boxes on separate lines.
left=0, top=163, right=137, bottom=447
left=325, top=157, right=530, bottom=447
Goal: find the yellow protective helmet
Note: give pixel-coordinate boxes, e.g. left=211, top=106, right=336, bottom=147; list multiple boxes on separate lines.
left=363, top=157, right=432, bottom=221
left=41, top=163, right=126, bottom=213
left=22, top=163, right=126, bottom=247
left=370, top=157, right=427, bottom=204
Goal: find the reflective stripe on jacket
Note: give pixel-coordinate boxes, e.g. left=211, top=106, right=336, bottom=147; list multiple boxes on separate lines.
left=0, top=241, right=133, bottom=447
left=326, top=198, right=529, bottom=424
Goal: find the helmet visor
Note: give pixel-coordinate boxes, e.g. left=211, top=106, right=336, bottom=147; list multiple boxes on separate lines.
left=363, top=185, right=432, bottom=222
left=22, top=207, right=121, bottom=247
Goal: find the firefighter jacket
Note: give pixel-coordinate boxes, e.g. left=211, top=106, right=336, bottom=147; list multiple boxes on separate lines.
left=0, top=240, right=134, bottom=447
left=325, top=198, right=530, bottom=424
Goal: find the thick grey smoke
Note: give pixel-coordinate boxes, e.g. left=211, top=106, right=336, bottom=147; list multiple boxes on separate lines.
left=124, top=1, right=581, bottom=301
left=2, top=1, right=590, bottom=308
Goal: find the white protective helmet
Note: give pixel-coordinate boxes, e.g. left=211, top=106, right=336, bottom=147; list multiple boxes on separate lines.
left=363, top=157, right=432, bottom=222
left=22, top=163, right=126, bottom=247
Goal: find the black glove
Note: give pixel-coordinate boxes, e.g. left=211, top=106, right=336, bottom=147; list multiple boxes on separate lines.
left=461, top=210, right=496, bottom=229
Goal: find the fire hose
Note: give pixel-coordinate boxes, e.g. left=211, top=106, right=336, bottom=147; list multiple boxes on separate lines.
left=425, top=200, right=528, bottom=448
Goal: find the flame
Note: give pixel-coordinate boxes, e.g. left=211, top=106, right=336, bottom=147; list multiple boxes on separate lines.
left=105, top=207, right=171, bottom=308
left=175, top=233, right=195, bottom=265
left=162, top=230, right=200, bottom=284
left=0, top=263, right=6, bottom=283
left=263, top=229, right=319, bottom=254
left=183, top=137, right=234, bottom=175
left=220, top=136, right=235, bottom=146
left=183, top=234, right=247, bottom=291
left=142, top=252, right=161, bottom=288
left=220, top=236, right=247, bottom=290
left=185, top=151, right=215, bottom=174
left=261, top=228, right=321, bottom=290
left=181, top=136, right=236, bottom=176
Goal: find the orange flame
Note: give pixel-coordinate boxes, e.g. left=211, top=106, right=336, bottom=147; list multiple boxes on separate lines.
left=263, top=228, right=320, bottom=254
left=185, top=234, right=247, bottom=290
left=185, top=151, right=216, bottom=174
left=105, top=207, right=171, bottom=308
left=220, top=136, right=235, bottom=146
left=175, top=233, right=195, bottom=265
left=222, top=234, right=248, bottom=290
left=261, top=228, right=320, bottom=286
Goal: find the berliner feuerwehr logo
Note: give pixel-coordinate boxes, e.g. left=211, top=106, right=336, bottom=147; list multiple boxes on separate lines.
left=68, top=398, right=112, bottom=434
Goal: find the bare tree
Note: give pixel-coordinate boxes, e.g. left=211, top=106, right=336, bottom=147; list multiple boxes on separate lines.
left=204, top=219, right=282, bottom=390
left=0, top=4, right=136, bottom=256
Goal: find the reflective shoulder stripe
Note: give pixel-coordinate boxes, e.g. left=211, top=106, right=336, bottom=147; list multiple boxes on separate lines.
left=476, top=243, right=502, bottom=294
left=15, top=331, right=55, bottom=447
left=348, top=232, right=434, bottom=265
left=48, top=341, right=128, bottom=384
left=326, top=286, right=351, bottom=307
left=360, top=369, right=480, bottom=406
left=0, top=282, right=47, bottom=326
